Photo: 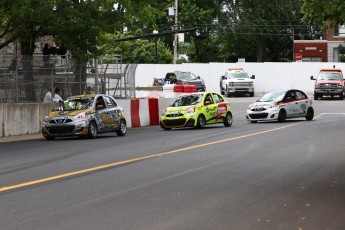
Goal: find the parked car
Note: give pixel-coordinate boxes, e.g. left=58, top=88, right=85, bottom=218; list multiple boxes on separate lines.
left=42, top=94, right=127, bottom=140
left=160, top=92, right=232, bottom=130
left=246, top=89, right=314, bottom=123
left=164, top=71, right=206, bottom=92
left=220, top=68, right=255, bottom=97
left=310, top=67, right=345, bottom=100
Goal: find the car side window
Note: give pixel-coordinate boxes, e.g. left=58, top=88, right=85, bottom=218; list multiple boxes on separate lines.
left=295, top=91, right=307, bottom=100
left=95, top=96, right=106, bottom=109
left=285, top=91, right=296, bottom=101
left=104, top=96, right=117, bottom=108
left=204, top=94, right=214, bottom=105
left=212, top=93, right=221, bottom=103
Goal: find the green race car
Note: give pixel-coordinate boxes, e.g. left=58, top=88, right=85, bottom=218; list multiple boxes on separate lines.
left=160, top=92, right=233, bottom=130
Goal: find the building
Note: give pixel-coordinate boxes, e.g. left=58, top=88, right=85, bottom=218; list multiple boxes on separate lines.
left=293, top=25, right=345, bottom=62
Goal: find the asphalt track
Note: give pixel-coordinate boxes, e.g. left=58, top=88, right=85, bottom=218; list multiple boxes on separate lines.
left=1, top=96, right=345, bottom=230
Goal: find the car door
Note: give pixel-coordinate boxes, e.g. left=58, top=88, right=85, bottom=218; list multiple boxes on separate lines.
left=283, top=90, right=298, bottom=117
left=212, top=92, right=227, bottom=122
left=104, top=95, right=120, bottom=130
left=295, top=90, right=308, bottom=116
left=203, top=93, right=217, bottom=124
left=94, top=95, right=108, bottom=131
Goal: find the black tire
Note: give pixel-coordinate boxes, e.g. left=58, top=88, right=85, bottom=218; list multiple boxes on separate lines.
left=87, top=121, right=97, bottom=139
left=45, top=136, right=55, bottom=140
left=196, top=114, right=206, bottom=128
left=250, top=121, right=257, bottom=123
left=160, top=121, right=171, bottom=130
left=339, top=93, right=344, bottom=100
left=278, top=109, right=287, bottom=122
left=249, top=92, right=254, bottom=97
left=314, top=93, right=319, bottom=100
left=223, top=112, right=233, bottom=127
left=305, top=107, right=314, bottom=121
left=116, top=119, right=127, bottom=136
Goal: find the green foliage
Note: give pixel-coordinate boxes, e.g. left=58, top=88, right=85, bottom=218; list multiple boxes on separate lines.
left=302, top=0, right=345, bottom=28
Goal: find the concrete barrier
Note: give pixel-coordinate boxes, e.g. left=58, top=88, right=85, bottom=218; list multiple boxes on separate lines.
left=0, top=98, right=180, bottom=137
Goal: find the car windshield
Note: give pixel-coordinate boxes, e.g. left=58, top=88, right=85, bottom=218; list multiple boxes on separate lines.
left=258, top=91, right=285, bottom=102
left=228, top=72, right=249, bottom=79
left=318, top=73, right=342, bottom=80
left=176, top=72, right=197, bottom=80
left=171, top=94, right=202, bottom=107
left=57, top=98, right=94, bottom=111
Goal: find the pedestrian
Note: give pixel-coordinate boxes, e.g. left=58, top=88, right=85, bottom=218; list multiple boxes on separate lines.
left=43, top=88, right=52, bottom=103
left=52, top=87, right=63, bottom=102
left=42, top=43, right=50, bottom=69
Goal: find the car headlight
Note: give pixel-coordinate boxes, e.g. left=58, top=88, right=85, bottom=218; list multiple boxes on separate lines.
left=266, top=103, right=278, bottom=109
left=74, top=112, right=86, bottom=120
left=228, top=82, right=234, bottom=87
left=43, top=116, right=50, bottom=122
left=186, top=107, right=195, bottom=113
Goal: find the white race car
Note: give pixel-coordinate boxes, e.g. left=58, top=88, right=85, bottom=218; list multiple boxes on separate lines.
left=246, top=89, right=314, bottom=123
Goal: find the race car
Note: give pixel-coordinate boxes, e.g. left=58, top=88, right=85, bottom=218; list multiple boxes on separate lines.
left=160, top=92, right=233, bottom=130
left=42, top=94, right=127, bottom=140
left=246, top=89, right=314, bottom=123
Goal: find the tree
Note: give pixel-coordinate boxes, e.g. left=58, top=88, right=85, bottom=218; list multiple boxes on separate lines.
left=220, top=0, right=320, bottom=62
left=302, top=0, right=345, bottom=28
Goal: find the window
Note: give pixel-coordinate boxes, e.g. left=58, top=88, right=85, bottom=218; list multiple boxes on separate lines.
left=104, top=96, right=117, bottom=108
left=295, top=91, right=307, bottom=100
left=212, top=93, right=223, bottom=103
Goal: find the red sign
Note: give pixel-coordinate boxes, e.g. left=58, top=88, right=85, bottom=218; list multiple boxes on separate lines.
left=295, top=52, right=302, bottom=61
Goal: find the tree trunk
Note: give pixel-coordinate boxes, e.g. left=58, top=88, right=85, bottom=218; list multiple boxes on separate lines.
left=72, top=59, right=87, bottom=95
left=21, top=41, right=36, bottom=102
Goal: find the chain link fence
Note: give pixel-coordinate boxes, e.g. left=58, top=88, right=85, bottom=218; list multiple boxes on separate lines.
left=0, top=54, right=136, bottom=103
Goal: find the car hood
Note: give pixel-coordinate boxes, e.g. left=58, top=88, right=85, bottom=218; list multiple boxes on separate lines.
left=166, top=105, right=195, bottom=113
left=316, top=79, right=342, bottom=84
left=249, top=101, right=274, bottom=108
left=228, top=78, right=253, bottom=82
left=48, top=109, right=90, bottom=118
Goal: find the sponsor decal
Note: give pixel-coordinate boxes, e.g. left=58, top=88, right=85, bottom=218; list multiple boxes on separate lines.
left=217, top=103, right=227, bottom=119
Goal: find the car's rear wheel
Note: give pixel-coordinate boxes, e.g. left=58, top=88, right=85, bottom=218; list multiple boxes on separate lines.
left=196, top=114, right=206, bottom=128
left=87, top=121, right=97, bottom=139
left=116, top=119, right=127, bottom=136
left=305, top=107, right=314, bottom=121
left=223, top=112, right=233, bottom=127
left=278, top=109, right=287, bottom=122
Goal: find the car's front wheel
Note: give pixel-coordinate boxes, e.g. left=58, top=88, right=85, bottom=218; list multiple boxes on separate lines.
left=116, top=119, right=127, bottom=136
left=196, top=114, right=206, bottom=128
left=87, top=121, right=97, bottom=139
left=45, top=136, right=55, bottom=140
left=223, top=112, right=233, bottom=127
left=160, top=121, right=171, bottom=130
left=278, top=109, right=287, bottom=122
left=305, top=107, right=314, bottom=121
left=314, top=93, right=319, bottom=100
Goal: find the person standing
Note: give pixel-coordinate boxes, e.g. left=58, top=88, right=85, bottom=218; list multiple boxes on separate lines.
left=43, top=88, right=52, bottom=103
left=53, top=87, right=63, bottom=102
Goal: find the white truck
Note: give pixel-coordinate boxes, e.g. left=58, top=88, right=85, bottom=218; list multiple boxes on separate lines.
left=220, top=68, right=255, bottom=97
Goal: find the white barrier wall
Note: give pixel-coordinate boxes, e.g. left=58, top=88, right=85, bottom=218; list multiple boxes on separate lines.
left=136, top=62, right=345, bottom=93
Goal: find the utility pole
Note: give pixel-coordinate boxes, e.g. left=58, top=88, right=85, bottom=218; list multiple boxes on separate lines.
left=173, top=0, right=178, bottom=64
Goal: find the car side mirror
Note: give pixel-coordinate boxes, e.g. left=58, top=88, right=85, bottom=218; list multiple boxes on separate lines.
left=221, top=75, right=226, bottom=80
left=310, top=76, right=315, bottom=80
left=251, top=75, right=255, bottom=79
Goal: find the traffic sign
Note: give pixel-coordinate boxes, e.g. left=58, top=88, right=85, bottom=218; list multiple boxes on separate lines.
left=295, top=52, right=302, bottom=62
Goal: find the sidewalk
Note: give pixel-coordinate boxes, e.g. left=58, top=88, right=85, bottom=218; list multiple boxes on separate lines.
left=0, top=133, right=43, bottom=143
